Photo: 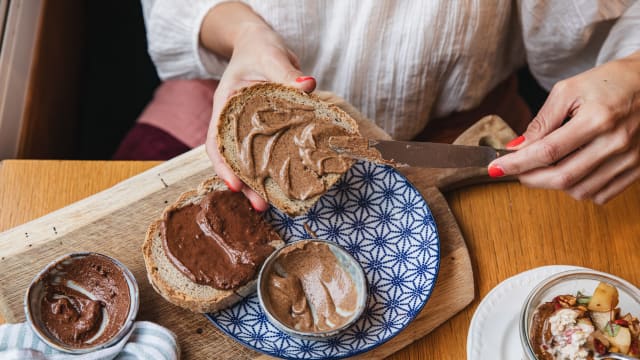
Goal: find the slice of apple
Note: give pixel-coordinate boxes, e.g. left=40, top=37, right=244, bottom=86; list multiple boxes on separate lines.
left=607, top=326, right=632, bottom=354
left=588, top=282, right=619, bottom=312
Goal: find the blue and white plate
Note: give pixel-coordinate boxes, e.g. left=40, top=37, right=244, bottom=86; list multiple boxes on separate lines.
left=206, top=161, right=441, bottom=359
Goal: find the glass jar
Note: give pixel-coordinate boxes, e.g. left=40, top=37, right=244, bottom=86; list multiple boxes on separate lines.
left=520, top=269, right=640, bottom=359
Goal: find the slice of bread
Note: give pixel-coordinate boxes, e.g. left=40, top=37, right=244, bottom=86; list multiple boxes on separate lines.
left=142, top=177, right=284, bottom=313
left=217, top=83, right=360, bottom=217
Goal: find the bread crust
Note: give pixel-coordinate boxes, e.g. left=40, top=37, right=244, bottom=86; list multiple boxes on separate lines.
left=216, top=82, right=360, bottom=216
left=142, top=177, right=284, bottom=313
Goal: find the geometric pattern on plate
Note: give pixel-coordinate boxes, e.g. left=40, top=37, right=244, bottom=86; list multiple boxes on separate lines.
left=207, top=161, right=440, bottom=359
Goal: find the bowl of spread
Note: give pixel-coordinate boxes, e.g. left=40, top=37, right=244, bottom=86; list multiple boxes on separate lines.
left=257, top=239, right=367, bottom=339
left=520, top=269, right=640, bottom=359
left=24, top=252, right=139, bottom=353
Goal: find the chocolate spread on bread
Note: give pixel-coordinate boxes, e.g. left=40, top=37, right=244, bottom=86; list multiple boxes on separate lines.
left=265, top=241, right=358, bottom=332
left=40, top=254, right=131, bottom=348
left=161, top=190, right=278, bottom=290
left=233, top=96, right=352, bottom=201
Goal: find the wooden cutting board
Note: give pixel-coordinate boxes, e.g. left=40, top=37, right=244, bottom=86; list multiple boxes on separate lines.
left=0, top=110, right=514, bottom=359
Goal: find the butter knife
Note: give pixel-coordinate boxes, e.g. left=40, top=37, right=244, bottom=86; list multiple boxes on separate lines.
left=328, top=136, right=513, bottom=168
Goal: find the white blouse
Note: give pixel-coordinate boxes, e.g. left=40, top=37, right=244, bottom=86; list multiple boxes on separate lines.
left=140, top=0, right=639, bottom=140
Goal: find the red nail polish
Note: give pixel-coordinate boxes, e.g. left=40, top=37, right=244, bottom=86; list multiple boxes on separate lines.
left=488, top=164, right=505, bottom=178
left=295, top=76, right=315, bottom=83
left=224, top=180, right=239, bottom=192
left=506, top=135, right=525, bottom=148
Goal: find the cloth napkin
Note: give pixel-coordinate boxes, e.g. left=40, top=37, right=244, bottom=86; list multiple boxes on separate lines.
left=0, top=321, right=179, bottom=360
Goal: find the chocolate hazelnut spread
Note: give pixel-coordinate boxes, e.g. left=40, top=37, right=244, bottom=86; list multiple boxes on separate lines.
left=162, top=190, right=279, bottom=290
left=327, top=136, right=399, bottom=166
left=265, top=241, right=358, bottom=332
left=530, top=302, right=556, bottom=360
left=40, top=254, right=131, bottom=348
left=233, top=95, right=353, bottom=201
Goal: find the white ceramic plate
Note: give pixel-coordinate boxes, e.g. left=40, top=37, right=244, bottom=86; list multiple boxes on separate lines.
left=467, top=265, right=585, bottom=360
left=207, top=161, right=441, bottom=359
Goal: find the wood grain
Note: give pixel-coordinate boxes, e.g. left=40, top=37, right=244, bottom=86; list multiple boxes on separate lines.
left=0, top=95, right=478, bottom=359
left=2, top=161, right=639, bottom=359
left=0, top=147, right=473, bottom=359
left=0, top=160, right=160, bottom=232
left=382, top=180, right=639, bottom=360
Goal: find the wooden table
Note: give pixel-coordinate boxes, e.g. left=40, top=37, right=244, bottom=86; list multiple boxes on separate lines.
left=1, top=159, right=639, bottom=359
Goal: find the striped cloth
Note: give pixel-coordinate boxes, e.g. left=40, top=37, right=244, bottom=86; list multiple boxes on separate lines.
left=0, top=321, right=179, bottom=360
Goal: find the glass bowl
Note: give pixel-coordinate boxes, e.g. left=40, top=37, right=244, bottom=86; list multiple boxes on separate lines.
left=520, top=269, right=640, bottom=359
left=257, top=239, right=367, bottom=339
left=24, top=252, right=139, bottom=353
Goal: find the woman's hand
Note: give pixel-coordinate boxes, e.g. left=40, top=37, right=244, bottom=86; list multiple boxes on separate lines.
left=488, top=51, right=640, bottom=204
left=200, top=3, right=315, bottom=211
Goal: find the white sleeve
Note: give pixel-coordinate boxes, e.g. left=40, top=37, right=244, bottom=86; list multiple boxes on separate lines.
left=597, top=0, right=640, bottom=64
left=519, top=0, right=638, bottom=90
left=141, top=0, right=236, bottom=80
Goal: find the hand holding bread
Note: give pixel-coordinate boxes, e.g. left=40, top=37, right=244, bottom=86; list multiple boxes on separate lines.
left=216, top=83, right=361, bottom=216
left=143, top=85, right=362, bottom=310
left=201, top=2, right=316, bottom=211
left=146, top=2, right=383, bottom=311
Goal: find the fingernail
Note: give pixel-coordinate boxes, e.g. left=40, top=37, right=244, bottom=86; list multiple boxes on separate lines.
left=506, top=135, right=525, bottom=148
left=224, top=179, right=240, bottom=192
left=295, top=76, right=315, bottom=83
left=488, top=164, right=505, bottom=178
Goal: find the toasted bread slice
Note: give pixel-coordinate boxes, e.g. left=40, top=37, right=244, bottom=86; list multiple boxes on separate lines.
left=217, top=83, right=360, bottom=216
left=142, top=178, right=284, bottom=313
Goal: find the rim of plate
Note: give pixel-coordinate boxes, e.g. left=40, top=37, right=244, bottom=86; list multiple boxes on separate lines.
left=466, top=265, right=584, bottom=360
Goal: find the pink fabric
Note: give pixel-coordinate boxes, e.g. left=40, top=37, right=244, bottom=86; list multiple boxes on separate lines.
left=113, top=123, right=190, bottom=160
left=137, top=79, right=218, bottom=148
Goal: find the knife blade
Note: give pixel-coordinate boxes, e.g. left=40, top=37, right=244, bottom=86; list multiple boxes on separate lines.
left=328, top=136, right=513, bottom=168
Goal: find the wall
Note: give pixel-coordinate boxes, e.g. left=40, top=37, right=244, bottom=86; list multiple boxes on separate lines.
left=0, top=0, right=42, bottom=159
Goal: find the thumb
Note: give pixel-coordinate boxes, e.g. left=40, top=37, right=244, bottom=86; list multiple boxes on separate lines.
left=264, top=50, right=316, bottom=93
left=510, top=82, right=572, bottom=149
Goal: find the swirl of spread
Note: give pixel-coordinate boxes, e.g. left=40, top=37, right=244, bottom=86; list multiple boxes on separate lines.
left=162, top=191, right=279, bottom=289
left=40, top=255, right=131, bottom=348
left=265, top=241, right=359, bottom=332
left=235, top=96, right=352, bottom=201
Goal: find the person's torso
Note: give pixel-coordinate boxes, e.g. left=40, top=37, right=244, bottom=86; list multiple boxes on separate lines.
left=247, top=0, right=526, bottom=139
